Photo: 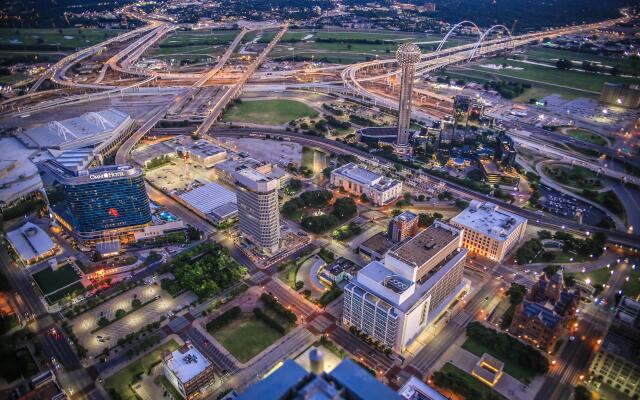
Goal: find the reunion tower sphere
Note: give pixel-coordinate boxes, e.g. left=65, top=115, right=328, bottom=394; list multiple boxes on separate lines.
left=395, top=42, right=422, bottom=65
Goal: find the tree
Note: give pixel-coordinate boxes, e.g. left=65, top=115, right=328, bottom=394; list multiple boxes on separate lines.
left=288, top=179, right=303, bottom=193
left=541, top=251, right=556, bottom=262
left=331, top=198, right=357, bottom=220
left=300, top=190, right=333, bottom=208
left=537, top=230, right=553, bottom=240
left=97, top=317, right=109, bottom=328
left=507, top=283, right=526, bottom=305
left=115, top=309, right=126, bottom=319
left=418, top=213, right=436, bottom=228
left=455, top=199, right=469, bottom=210
left=555, top=58, right=573, bottom=70
left=132, top=299, right=142, bottom=309
left=574, top=385, right=591, bottom=400
left=516, top=239, right=543, bottom=264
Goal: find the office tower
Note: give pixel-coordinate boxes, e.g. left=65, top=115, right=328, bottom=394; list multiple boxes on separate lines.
left=395, top=43, right=421, bottom=148
left=234, top=167, right=280, bottom=254
left=41, top=160, right=151, bottom=244
left=343, top=221, right=469, bottom=353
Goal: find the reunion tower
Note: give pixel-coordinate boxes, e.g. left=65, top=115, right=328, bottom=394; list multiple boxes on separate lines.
left=394, top=43, right=421, bottom=155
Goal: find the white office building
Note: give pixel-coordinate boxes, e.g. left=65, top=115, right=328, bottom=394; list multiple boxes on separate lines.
left=449, top=200, right=527, bottom=262
left=331, top=163, right=402, bottom=206
left=235, top=167, right=280, bottom=254
left=164, top=344, right=216, bottom=400
left=343, top=221, right=469, bottom=353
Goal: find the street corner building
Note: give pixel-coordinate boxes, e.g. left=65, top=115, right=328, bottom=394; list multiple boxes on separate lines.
left=40, top=160, right=152, bottom=245
left=342, top=220, right=470, bottom=354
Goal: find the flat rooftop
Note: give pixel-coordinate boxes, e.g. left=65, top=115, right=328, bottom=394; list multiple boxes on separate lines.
left=360, top=232, right=395, bottom=255
left=185, top=140, right=226, bottom=158
left=359, top=261, right=414, bottom=294
left=333, top=162, right=401, bottom=192
left=333, top=162, right=380, bottom=186
left=388, top=223, right=460, bottom=269
left=165, top=344, right=211, bottom=384
left=40, top=160, right=141, bottom=185
left=178, top=180, right=236, bottom=215
left=450, top=200, right=527, bottom=241
left=6, top=222, right=56, bottom=262
left=398, top=376, right=447, bottom=400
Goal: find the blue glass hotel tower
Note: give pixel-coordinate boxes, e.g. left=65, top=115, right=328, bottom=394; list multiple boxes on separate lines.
left=42, top=161, right=151, bottom=243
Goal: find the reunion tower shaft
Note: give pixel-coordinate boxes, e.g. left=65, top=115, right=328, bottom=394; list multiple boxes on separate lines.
left=395, top=43, right=421, bottom=146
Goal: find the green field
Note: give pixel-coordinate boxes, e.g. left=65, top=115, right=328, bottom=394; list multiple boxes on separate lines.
left=566, top=267, right=611, bottom=288
left=45, top=282, right=85, bottom=304
left=469, top=57, right=640, bottom=94
left=564, top=128, right=608, bottom=146
left=147, top=29, right=241, bottom=63
left=0, top=28, right=120, bottom=50
left=103, top=340, right=180, bottom=400
left=436, top=363, right=506, bottom=400
left=544, top=164, right=602, bottom=190
left=208, top=311, right=288, bottom=363
left=525, top=45, right=640, bottom=76
left=222, top=99, right=318, bottom=125
left=622, top=269, right=640, bottom=299
left=462, top=337, right=537, bottom=382
left=266, top=30, right=471, bottom=64
left=536, top=251, right=590, bottom=264
left=32, top=264, right=80, bottom=294
left=446, top=68, right=586, bottom=101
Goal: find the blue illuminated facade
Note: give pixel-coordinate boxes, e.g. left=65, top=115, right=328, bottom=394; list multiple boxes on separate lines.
left=41, top=161, right=151, bottom=242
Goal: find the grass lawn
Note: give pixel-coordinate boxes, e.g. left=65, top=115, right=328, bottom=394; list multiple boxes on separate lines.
left=279, top=260, right=302, bottom=289
left=536, top=251, right=590, bottom=263
left=45, top=282, right=85, bottom=304
left=32, top=264, right=80, bottom=294
left=583, top=190, right=626, bottom=219
left=622, top=269, right=640, bottom=299
left=544, top=164, right=602, bottom=190
left=446, top=68, right=589, bottom=100
left=103, top=340, right=180, bottom=400
left=147, top=30, right=241, bottom=64
left=208, top=312, right=286, bottom=363
left=566, top=267, right=611, bottom=287
left=222, top=99, right=318, bottom=125
left=565, top=128, right=608, bottom=146
left=437, top=363, right=506, bottom=400
left=462, top=337, right=537, bottom=382
left=266, top=30, right=471, bottom=64
left=0, top=28, right=120, bottom=50
left=525, top=45, right=640, bottom=76
left=471, top=57, right=640, bottom=93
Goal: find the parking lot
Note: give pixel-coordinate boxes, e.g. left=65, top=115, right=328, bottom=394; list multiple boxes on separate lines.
left=70, top=281, right=197, bottom=356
